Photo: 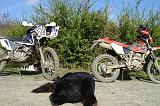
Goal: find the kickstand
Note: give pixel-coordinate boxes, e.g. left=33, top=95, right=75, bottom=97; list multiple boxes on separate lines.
left=17, top=69, right=22, bottom=76
left=121, top=70, right=124, bottom=81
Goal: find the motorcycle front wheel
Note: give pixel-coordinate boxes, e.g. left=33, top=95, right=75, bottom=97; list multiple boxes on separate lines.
left=147, top=57, right=160, bottom=84
left=91, top=54, right=120, bottom=83
left=41, top=47, right=59, bottom=80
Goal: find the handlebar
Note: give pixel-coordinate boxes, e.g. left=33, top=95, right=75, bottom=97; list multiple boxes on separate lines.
left=22, top=21, right=57, bottom=27
left=139, top=25, right=149, bottom=30
left=22, top=21, right=33, bottom=26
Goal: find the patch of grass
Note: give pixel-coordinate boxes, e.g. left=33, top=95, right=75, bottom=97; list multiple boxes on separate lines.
left=57, top=68, right=91, bottom=77
left=129, top=70, right=149, bottom=80
left=2, top=67, right=91, bottom=81
left=3, top=67, right=44, bottom=80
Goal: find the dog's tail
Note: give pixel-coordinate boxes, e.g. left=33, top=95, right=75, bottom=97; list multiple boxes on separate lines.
left=32, top=82, right=53, bottom=93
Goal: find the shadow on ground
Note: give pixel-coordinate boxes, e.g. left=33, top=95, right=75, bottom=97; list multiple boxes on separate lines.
left=0, top=70, right=42, bottom=76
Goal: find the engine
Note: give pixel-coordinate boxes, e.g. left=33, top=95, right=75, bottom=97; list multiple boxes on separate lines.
left=12, top=46, right=31, bottom=62
left=131, top=53, right=143, bottom=70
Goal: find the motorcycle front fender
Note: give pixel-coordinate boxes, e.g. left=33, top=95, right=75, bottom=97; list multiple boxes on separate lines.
left=152, top=46, right=160, bottom=51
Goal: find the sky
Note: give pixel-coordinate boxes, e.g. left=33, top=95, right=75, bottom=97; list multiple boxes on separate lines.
left=0, top=0, right=40, bottom=19
left=0, top=0, right=159, bottom=21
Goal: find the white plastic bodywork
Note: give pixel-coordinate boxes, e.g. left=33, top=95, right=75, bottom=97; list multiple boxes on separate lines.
left=111, top=43, right=125, bottom=54
left=49, top=26, right=60, bottom=39
left=45, top=22, right=60, bottom=39
left=0, top=38, right=12, bottom=50
left=34, top=22, right=60, bottom=40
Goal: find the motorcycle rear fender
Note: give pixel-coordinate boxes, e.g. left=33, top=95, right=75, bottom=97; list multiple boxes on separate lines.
left=91, top=40, right=112, bottom=50
left=91, top=40, right=118, bottom=56
left=0, top=39, right=12, bottom=51
left=91, top=40, right=126, bottom=55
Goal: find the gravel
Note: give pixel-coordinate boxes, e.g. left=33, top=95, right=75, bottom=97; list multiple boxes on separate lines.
left=0, top=74, right=160, bottom=106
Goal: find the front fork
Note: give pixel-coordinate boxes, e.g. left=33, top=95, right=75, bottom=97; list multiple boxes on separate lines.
left=150, top=51, right=160, bottom=72
left=39, top=47, right=45, bottom=65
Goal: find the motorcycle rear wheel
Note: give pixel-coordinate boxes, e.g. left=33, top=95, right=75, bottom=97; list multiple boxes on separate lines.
left=91, top=54, right=120, bottom=83
left=147, top=57, right=160, bottom=84
left=0, top=48, right=8, bottom=72
left=41, top=47, right=59, bottom=80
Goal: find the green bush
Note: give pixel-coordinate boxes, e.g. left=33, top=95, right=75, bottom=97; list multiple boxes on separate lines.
left=3, top=0, right=160, bottom=70
left=4, top=23, right=28, bottom=37
left=30, top=0, right=116, bottom=69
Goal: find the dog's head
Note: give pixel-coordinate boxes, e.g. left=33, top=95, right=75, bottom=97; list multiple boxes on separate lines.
left=49, top=78, right=82, bottom=105
left=49, top=72, right=96, bottom=106
left=49, top=80, right=68, bottom=105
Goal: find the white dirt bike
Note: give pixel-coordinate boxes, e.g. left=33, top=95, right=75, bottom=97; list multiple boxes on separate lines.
left=0, top=21, right=60, bottom=80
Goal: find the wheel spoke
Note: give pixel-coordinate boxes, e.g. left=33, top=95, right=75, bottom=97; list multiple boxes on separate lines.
left=150, top=63, right=160, bottom=81
left=42, top=49, right=58, bottom=80
left=148, top=57, right=160, bottom=83
left=92, top=54, right=120, bottom=83
left=97, top=58, right=116, bottom=79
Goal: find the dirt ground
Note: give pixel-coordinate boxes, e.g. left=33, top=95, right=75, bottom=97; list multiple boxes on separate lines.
left=0, top=73, right=160, bottom=106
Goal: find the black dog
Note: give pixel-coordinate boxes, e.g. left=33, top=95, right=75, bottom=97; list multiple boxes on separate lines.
left=32, top=72, right=97, bottom=106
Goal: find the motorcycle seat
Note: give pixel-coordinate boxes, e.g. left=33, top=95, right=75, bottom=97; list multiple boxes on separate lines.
left=9, top=35, right=34, bottom=46
left=113, top=41, right=131, bottom=48
left=9, top=38, right=24, bottom=42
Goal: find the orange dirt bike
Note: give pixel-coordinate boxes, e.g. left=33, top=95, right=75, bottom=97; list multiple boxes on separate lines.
left=91, top=25, right=160, bottom=83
